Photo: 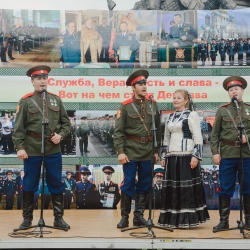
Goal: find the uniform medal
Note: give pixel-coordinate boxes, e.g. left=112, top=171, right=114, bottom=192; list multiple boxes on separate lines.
left=246, top=109, right=249, bottom=115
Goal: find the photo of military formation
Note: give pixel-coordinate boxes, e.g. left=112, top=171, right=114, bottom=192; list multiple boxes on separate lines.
left=75, top=111, right=117, bottom=157
left=0, top=9, right=60, bottom=68
left=197, top=8, right=250, bottom=67
left=201, top=165, right=240, bottom=210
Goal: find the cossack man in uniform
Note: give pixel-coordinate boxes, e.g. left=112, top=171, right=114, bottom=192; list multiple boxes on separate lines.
left=12, top=65, right=71, bottom=230
left=210, top=76, right=250, bottom=232
left=75, top=166, right=98, bottom=209
left=98, top=166, right=121, bottom=209
left=114, top=69, right=161, bottom=228
left=63, top=171, right=76, bottom=209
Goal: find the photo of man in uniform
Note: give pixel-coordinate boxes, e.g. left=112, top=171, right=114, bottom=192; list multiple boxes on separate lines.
left=98, top=166, right=120, bottom=209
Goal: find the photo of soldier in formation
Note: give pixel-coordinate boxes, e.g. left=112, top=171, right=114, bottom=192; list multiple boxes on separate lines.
left=0, top=9, right=60, bottom=68
left=197, top=8, right=250, bottom=67
left=75, top=111, right=117, bottom=157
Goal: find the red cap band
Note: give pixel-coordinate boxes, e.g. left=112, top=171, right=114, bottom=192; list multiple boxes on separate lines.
left=130, top=76, right=146, bottom=86
left=155, top=173, right=164, bottom=177
left=104, top=169, right=113, bottom=173
left=227, top=80, right=243, bottom=89
left=31, top=70, right=48, bottom=76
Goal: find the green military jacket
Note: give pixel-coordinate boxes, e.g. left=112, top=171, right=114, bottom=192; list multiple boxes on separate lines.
left=12, top=91, right=70, bottom=156
left=210, top=101, right=250, bottom=158
left=76, top=123, right=90, bottom=138
left=113, top=96, right=161, bottom=161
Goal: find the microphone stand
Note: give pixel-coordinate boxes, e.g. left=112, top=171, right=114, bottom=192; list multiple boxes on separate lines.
left=213, top=101, right=250, bottom=238
left=121, top=96, right=173, bottom=237
left=13, top=91, right=68, bottom=237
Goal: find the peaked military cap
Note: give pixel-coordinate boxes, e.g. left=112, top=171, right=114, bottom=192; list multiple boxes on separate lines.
left=26, top=65, right=51, bottom=77
left=223, top=76, right=247, bottom=91
left=126, top=69, right=149, bottom=86
left=154, top=167, right=164, bottom=177
left=80, top=116, right=87, bottom=120
left=6, top=170, right=13, bottom=175
left=79, top=166, right=91, bottom=175
left=102, top=166, right=115, bottom=173
left=66, top=171, right=74, bottom=175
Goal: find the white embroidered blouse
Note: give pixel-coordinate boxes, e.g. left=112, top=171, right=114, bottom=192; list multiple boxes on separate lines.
left=161, top=110, right=203, bottom=160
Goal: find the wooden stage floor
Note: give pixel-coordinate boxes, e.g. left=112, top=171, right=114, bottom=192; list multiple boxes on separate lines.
left=1, top=210, right=250, bottom=249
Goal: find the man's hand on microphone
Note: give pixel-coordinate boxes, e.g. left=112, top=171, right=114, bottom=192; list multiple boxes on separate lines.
left=17, top=150, right=28, bottom=160
left=51, top=133, right=62, bottom=145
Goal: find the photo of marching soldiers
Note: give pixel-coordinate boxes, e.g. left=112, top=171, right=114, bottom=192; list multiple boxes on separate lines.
left=197, top=8, right=250, bottom=67
left=156, top=10, right=198, bottom=68
left=60, top=9, right=158, bottom=69
left=75, top=110, right=117, bottom=157
left=0, top=9, right=60, bottom=68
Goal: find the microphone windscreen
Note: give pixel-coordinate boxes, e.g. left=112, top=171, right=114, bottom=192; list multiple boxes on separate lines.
left=231, top=96, right=237, bottom=103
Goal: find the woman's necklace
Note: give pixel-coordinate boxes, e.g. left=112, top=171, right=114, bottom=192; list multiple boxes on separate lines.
left=169, top=109, right=186, bottom=127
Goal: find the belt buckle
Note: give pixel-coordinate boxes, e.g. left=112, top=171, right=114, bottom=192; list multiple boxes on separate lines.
left=140, top=137, right=146, bottom=143
left=235, top=141, right=240, bottom=147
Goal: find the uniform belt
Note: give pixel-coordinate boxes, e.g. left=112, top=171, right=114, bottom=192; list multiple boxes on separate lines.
left=26, top=131, right=53, bottom=141
left=125, top=135, right=152, bottom=143
left=221, top=138, right=247, bottom=147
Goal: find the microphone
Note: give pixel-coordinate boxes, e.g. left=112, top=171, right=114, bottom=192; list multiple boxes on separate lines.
left=232, top=96, right=239, bottom=109
left=149, top=95, right=154, bottom=101
left=41, top=89, right=47, bottom=100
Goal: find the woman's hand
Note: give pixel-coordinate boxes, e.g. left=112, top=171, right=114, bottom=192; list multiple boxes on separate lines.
left=190, top=156, right=199, bottom=169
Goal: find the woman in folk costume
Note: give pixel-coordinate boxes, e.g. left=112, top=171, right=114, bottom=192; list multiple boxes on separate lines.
left=158, top=89, right=210, bottom=228
left=80, top=18, right=103, bottom=63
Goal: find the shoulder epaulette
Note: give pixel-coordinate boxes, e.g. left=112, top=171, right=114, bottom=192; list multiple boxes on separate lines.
left=61, top=31, right=66, bottom=35
left=219, top=102, right=230, bottom=108
left=48, top=92, right=59, bottom=97
left=146, top=96, right=156, bottom=103
left=22, top=92, right=34, bottom=99
left=244, top=102, right=250, bottom=106
left=122, top=99, right=133, bottom=105
left=76, top=181, right=81, bottom=184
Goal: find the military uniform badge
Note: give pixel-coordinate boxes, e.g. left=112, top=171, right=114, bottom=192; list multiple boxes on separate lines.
left=246, top=109, right=250, bottom=115
left=128, top=36, right=132, bottom=40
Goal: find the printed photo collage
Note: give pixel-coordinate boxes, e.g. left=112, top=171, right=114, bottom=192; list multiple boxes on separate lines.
left=1, top=8, right=250, bottom=69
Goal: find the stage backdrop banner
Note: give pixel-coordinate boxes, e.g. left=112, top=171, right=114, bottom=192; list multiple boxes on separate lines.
left=1, top=75, right=249, bottom=103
